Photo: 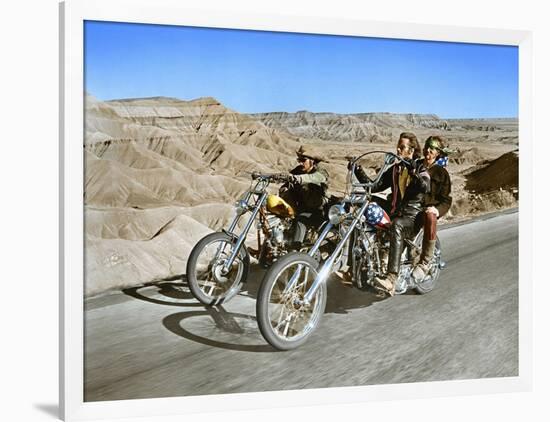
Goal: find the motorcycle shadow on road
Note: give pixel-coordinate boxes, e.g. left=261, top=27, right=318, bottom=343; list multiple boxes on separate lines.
left=122, top=271, right=275, bottom=352
left=122, top=275, right=204, bottom=308
left=162, top=307, right=274, bottom=353
left=157, top=274, right=398, bottom=353
left=324, top=275, right=409, bottom=314
left=121, top=266, right=404, bottom=353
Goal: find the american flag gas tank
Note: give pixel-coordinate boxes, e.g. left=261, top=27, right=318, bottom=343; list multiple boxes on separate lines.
left=365, top=202, right=391, bottom=229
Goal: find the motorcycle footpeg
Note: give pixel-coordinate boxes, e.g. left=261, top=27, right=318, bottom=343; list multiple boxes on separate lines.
left=439, top=260, right=446, bottom=269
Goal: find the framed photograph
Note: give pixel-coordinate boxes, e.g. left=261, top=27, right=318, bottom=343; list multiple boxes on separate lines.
left=61, top=0, right=532, bottom=420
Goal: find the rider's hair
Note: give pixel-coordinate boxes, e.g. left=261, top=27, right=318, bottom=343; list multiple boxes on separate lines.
left=399, top=132, right=421, bottom=159
left=424, top=135, right=444, bottom=153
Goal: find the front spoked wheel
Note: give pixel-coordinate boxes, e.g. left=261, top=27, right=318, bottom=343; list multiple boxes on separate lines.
left=256, top=252, right=326, bottom=350
left=186, top=232, right=250, bottom=306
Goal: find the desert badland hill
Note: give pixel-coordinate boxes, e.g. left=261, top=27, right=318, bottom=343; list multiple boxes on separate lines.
left=84, top=94, right=518, bottom=296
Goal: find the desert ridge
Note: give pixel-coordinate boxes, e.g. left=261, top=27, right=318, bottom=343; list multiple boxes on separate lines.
left=84, top=94, right=518, bottom=297
left=84, top=94, right=308, bottom=296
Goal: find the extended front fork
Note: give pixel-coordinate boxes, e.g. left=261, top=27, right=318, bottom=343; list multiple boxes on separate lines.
left=281, top=221, right=335, bottom=296
left=284, top=200, right=371, bottom=305
left=220, top=192, right=268, bottom=274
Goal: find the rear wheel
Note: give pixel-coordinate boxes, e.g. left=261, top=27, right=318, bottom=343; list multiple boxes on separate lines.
left=186, top=232, right=249, bottom=306
left=256, top=252, right=326, bottom=350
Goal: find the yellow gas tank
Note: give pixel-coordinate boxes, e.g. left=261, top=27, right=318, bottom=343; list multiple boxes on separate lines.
left=266, top=194, right=295, bottom=218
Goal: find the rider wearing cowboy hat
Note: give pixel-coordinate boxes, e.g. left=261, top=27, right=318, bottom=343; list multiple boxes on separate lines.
left=278, top=145, right=330, bottom=213
left=275, top=145, right=330, bottom=245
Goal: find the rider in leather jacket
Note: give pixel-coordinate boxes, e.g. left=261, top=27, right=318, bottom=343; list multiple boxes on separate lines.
left=411, top=136, right=453, bottom=280
left=355, top=132, right=430, bottom=295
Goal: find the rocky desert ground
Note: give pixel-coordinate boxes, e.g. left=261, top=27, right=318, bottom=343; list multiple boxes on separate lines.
left=84, top=94, right=518, bottom=296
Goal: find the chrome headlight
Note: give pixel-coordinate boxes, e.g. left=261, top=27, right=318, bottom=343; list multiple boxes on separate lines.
left=328, top=204, right=346, bottom=225
left=234, top=199, right=248, bottom=214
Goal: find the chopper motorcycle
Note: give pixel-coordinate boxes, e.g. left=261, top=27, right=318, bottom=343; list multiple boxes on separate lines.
left=255, top=151, right=445, bottom=350
left=186, top=171, right=334, bottom=306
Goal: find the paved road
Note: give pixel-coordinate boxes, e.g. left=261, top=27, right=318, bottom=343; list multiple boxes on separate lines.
left=84, top=210, right=518, bottom=401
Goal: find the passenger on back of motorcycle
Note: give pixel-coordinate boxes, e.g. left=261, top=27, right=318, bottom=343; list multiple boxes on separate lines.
left=354, top=132, right=431, bottom=296
left=411, top=136, right=453, bottom=281
left=274, top=145, right=330, bottom=246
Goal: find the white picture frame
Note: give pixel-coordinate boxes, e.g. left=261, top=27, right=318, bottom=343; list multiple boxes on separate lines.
left=60, top=0, right=533, bottom=420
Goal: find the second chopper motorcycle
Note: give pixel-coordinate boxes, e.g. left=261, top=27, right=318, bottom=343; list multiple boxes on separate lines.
left=186, top=171, right=335, bottom=306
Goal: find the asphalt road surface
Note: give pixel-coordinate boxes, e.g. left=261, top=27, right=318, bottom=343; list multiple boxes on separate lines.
left=84, top=210, right=518, bottom=402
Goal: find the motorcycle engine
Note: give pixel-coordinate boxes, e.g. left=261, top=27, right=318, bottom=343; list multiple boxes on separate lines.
left=265, top=215, right=287, bottom=246
left=257, top=215, right=294, bottom=267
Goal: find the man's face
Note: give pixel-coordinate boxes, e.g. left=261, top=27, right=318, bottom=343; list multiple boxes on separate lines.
left=396, top=138, right=414, bottom=160
left=298, top=157, right=314, bottom=173
left=423, top=146, right=438, bottom=166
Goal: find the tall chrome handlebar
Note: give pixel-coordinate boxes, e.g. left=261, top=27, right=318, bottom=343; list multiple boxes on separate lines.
left=347, top=151, right=402, bottom=191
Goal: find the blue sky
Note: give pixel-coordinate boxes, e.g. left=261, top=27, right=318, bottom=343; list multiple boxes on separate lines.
left=84, top=20, right=518, bottom=118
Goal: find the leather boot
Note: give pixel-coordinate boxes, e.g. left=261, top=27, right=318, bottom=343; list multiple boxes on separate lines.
left=412, top=239, right=436, bottom=280
left=373, top=272, right=397, bottom=296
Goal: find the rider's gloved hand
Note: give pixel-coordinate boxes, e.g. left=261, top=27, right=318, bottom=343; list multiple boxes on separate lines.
left=285, top=174, right=298, bottom=184
left=408, top=161, right=430, bottom=193
left=273, top=173, right=297, bottom=183
left=346, top=156, right=357, bottom=170
left=355, top=165, right=372, bottom=183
